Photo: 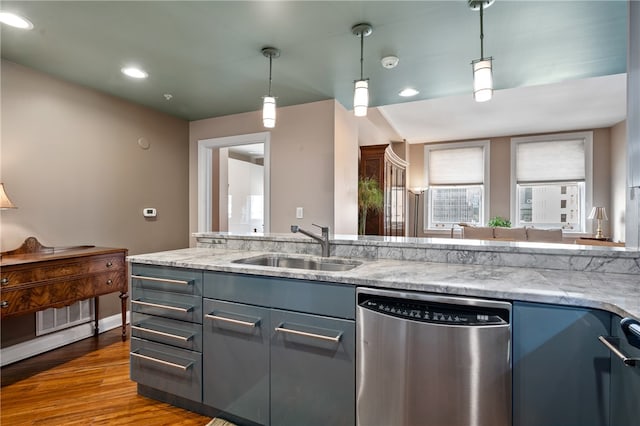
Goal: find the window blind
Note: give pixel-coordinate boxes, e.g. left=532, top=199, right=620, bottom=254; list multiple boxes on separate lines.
left=516, top=139, right=585, bottom=182
left=428, top=146, right=484, bottom=185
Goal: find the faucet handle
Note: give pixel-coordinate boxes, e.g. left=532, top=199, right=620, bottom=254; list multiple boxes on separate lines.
left=312, top=223, right=329, bottom=233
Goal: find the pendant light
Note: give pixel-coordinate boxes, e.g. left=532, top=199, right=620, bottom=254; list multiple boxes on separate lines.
left=352, top=23, right=373, bottom=117
left=469, top=0, right=495, bottom=102
left=262, top=47, right=280, bottom=128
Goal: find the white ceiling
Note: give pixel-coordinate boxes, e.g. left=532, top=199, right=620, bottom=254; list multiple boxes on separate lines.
left=378, top=73, right=627, bottom=143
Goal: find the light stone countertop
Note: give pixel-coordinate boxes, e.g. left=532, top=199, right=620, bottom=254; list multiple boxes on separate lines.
left=128, top=247, right=640, bottom=320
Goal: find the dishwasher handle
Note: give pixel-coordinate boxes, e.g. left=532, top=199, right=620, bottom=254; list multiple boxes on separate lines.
left=621, top=317, right=640, bottom=349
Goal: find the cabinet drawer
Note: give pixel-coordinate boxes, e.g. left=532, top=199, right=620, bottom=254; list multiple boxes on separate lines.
left=131, top=288, right=202, bottom=324
left=132, top=312, right=202, bottom=352
left=204, top=272, right=355, bottom=319
left=1, top=253, right=124, bottom=287
left=130, top=337, right=202, bottom=403
left=131, top=264, right=202, bottom=296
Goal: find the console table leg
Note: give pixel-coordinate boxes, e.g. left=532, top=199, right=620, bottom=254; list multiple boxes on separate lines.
left=119, top=292, right=129, bottom=341
left=94, top=296, right=100, bottom=336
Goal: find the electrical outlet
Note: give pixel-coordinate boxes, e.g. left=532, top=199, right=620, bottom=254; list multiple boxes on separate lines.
left=296, top=207, right=303, bottom=219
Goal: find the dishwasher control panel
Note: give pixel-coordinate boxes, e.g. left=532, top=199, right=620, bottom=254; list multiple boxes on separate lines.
left=359, top=297, right=509, bottom=326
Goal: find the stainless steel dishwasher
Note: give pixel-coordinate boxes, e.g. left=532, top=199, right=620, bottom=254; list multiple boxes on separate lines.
left=356, top=287, right=512, bottom=426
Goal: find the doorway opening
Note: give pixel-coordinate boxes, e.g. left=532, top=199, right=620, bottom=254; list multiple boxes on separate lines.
left=198, top=132, right=270, bottom=233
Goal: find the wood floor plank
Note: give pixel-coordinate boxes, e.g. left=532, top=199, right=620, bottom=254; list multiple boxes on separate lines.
left=1, top=328, right=211, bottom=425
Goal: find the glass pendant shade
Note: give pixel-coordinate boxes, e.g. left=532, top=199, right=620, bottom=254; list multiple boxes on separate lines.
left=353, top=80, right=369, bottom=117
left=473, top=59, right=493, bottom=102
left=263, top=96, right=276, bottom=128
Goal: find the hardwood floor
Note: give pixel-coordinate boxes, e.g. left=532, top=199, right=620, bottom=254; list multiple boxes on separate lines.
left=1, top=328, right=212, bottom=425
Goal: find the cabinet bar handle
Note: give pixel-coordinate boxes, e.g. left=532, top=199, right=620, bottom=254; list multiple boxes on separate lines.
left=130, top=350, right=193, bottom=371
left=131, top=325, right=193, bottom=341
left=275, top=324, right=342, bottom=343
left=131, top=299, right=191, bottom=313
left=598, top=336, right=640, bottom=367
left=205, top=313, right=260, bottom=328
left=131, top=275, right=192, bottom=286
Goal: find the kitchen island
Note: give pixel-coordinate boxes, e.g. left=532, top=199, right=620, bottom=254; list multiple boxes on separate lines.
left=128, top=233, right=640, bottom=426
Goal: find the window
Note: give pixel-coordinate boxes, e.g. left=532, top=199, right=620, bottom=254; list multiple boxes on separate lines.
left=511, top=132, right=593, bottom=232
left=424, top=141, right=489, bottom=229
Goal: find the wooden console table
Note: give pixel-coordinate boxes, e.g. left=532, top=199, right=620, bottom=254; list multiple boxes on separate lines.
left=0, top=237, right=128, bottom=340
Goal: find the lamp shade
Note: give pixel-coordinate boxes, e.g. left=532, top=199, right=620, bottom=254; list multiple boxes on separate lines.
left=0, top=183, right=17, bottom=209
left=472, top=59, right=493, bottom=102
left=262, top=96, right=276, bottom=128
left=588, top=206, right=608, bottom=221
left=354, top=80, right=369, bottom=117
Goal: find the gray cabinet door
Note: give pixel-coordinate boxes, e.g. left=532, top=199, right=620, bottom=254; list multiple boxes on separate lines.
left=610, top=316, right=640, bottom=426
left=270, top=309, right=355, bottom=426
left=513, top=302, right=611, bottom=426
left=203, top=299, right=270, bottom=426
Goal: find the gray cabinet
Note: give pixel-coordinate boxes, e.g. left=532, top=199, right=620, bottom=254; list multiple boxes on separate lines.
left=512, top=302, right=612, bottom=426
left=203, top=271, right=356, bottom=426
left=609, top=316, right=640, bottom=426
left=203, top=298, right=270, bottom=425
left=130, top=264, right=204, bottom=403
left=270, top=309, right=355, bottom=426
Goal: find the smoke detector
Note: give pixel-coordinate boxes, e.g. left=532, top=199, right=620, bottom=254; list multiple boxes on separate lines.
left=381, top=56, right=399, bottom=69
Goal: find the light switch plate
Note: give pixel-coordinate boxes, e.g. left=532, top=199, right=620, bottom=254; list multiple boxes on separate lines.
left=296, top=207, right=303, bottom=219
left=143, top=207, right=157, bottom=218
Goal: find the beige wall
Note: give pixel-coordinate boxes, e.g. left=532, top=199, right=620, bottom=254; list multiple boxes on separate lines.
left=0, top=61, right=190, bottom=346
left=189, top=100, right=356, bottom=238
left=611, top=121, right=627, bottom=242
left=334, top=102, right=359, bottom=234
left=407, top=128, right=616, bottom=238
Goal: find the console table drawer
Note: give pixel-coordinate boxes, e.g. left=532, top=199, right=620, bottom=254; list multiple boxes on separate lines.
left=1, top=253, right=125, bottom=287
left=1, top=271, right=123, bottom=317
left=130, top=337, right=202, bottom=403
left=132, top=312, right=203, bottom=351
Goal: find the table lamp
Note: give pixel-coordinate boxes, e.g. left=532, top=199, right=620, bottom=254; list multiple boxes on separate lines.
left=588, top=206, right=608, bottom=239
left=0, top=183, right=17, bottom=209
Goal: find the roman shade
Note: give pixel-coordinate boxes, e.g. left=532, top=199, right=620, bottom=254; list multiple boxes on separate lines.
left=516, top=139, right=585, bottom=183
left=428, top=146, right=485, bottom=185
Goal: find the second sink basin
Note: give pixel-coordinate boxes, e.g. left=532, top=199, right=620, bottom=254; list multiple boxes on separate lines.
left=232, top=254, right=361, bottom=272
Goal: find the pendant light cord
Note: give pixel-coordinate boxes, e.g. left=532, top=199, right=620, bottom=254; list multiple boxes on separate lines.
left=268, top=55, right=273, bottom=97
left=359, top=31, right=364, bottom=80
left=479, top=3, right=485, bottom=60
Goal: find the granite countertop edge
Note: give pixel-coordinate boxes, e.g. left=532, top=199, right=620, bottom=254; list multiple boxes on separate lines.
left=127, top=247, right=640, bottom=320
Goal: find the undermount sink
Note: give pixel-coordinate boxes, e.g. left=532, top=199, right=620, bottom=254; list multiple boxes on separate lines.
left=232, top=254, right=362, bottom=272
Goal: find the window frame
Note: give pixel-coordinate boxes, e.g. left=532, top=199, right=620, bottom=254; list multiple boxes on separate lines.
left=510, top=131, right=593, bottom=233
left=423, top=140, right=490, bottom=231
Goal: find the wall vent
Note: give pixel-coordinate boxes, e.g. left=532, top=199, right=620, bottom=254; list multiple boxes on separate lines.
left=36, top=300, right=93, bottom=336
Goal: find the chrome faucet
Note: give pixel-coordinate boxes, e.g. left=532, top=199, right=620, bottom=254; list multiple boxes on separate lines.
left=291, top=224, right=330, bottom=257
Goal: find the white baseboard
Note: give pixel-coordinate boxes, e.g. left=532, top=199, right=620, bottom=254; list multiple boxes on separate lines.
left=0, top=311, right=130, bottom=367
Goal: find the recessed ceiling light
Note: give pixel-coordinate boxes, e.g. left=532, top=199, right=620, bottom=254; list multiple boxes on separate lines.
left=0, top=11, right=34, bottom=30
left=121, top=67, right=148, bottom=79
left=399, top=88, right=419, bottom=97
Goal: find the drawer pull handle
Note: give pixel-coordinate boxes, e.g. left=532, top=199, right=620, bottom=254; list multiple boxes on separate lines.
left=0, top=301, right=9, bottom=308
left=131, top=325, right=193, bottom=341
left=205, top=313, right=260, bottom=328
left=106, top=279, right=113, bottom=286
left=130, top=350, right=193, bottom=371
left=131, top=299, right=192, bottom=313
left=1, top=278, right=8, bottom=285
left=598, top=336, right=640, bottom=367
left=131, top=275, right=192, bottom=286
left=106, top=261, right=113, bottom=268
left=275, top=323, right=342, bottom=343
